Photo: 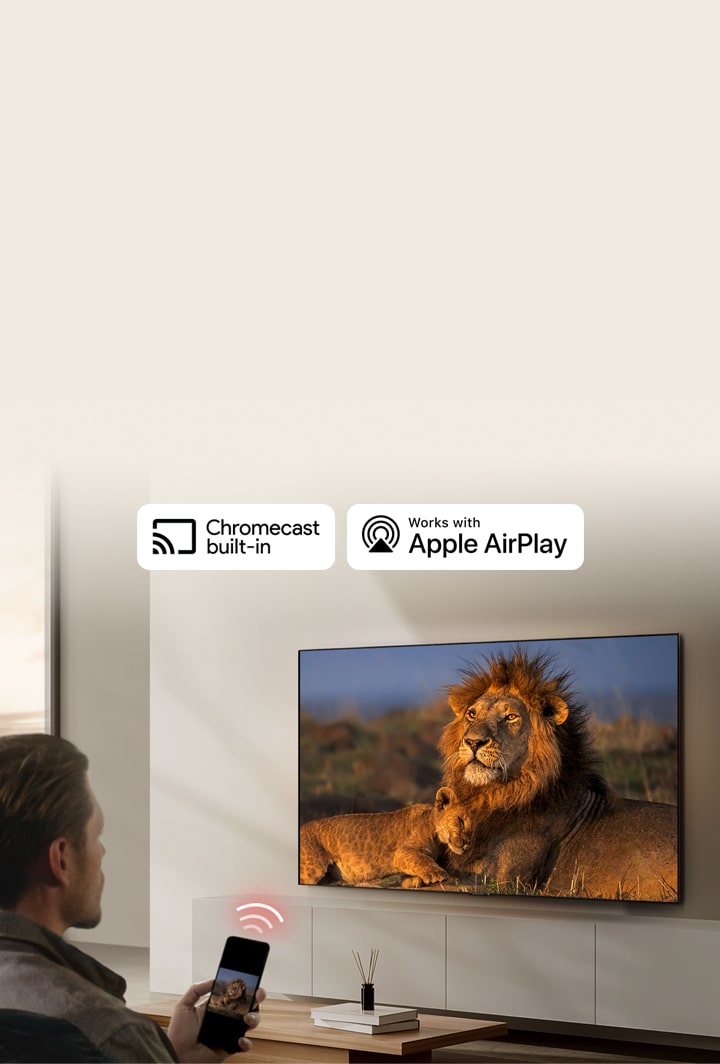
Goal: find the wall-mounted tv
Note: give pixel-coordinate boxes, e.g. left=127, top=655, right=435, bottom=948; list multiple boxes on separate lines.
left=299, top=634, right=680, bottom=903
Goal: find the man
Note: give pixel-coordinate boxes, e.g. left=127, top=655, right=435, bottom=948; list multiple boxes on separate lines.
left=0, top=733, right=263, bottom=1062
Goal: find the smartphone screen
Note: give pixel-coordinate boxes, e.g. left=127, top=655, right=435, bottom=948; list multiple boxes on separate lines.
left=198, top=936, right=270, bottom=1053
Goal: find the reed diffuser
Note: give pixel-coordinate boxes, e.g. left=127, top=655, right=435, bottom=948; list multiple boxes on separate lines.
left=352, top=948, right=379, bottom=1011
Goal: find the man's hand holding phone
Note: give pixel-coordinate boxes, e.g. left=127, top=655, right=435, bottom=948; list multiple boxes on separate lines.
left=167, top=936, right=270, bottom=1061
left=167, top=978, right=266, bottom=1062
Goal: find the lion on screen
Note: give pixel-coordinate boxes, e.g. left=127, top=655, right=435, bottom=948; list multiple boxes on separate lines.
left=210, top=978, right=250, bottom=1016
left=440, top=648, right=678, bottom=901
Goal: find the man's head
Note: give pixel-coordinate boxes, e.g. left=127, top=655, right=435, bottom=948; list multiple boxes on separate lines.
left=0, top=734, right=105, bottom=930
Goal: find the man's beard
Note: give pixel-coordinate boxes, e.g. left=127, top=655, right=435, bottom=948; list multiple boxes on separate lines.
left=71, top=910, right=102, bottom=930
left=64, top=869, right=104, bottom=930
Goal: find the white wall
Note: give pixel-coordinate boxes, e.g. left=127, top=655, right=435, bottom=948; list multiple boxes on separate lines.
left=1, top=0, right=718, bottom=1019
left=58, top=467, right=151, bottom=949
left=148, top=403, right=720, bottom=992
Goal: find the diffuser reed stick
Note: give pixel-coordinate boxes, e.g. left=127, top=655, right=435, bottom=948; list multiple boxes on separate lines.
left=352, top=949, right=379, bottom=983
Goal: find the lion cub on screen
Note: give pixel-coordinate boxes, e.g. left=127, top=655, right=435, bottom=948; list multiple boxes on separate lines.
left=300, top=787, right=472, bottom=888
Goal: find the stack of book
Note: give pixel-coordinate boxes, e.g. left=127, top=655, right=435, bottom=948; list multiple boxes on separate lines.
left=310, top=1001, right=419, bottom=1035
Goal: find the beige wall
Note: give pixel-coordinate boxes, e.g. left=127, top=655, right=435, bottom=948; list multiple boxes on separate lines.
left=148, top=403, right=720, bottom=992
left=58, top=467, right=150, bottom=949
left=1, top=0, right=718, bottom=1006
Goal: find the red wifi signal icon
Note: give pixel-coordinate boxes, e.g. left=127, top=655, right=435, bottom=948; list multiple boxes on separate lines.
left=236, top=902, right=285, bottom=935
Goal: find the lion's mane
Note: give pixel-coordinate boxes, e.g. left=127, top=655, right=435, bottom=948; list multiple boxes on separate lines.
left=438, top=648, right=677, bottom=900
left=441, top=648, right=607, bottom=814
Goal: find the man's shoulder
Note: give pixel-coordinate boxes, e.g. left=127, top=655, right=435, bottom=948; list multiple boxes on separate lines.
left=0, top=954, right=176, bottom=1062
left=0, top=912, right=127, bottom=999
left=0, top=928, right=177, bottom=1063
left=0, top=945, right=126, bottom=1023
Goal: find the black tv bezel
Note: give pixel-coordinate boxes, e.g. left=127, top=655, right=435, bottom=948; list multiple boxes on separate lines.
left=298, top=632, right=682, bottom=907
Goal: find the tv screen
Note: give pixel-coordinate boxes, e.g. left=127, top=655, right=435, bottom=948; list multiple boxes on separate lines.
left=299, top=634, right=680, bottom=903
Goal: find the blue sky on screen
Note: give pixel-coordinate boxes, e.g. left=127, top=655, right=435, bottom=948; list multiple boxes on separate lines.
left=216, top=967, right=259, bottom=989
left=299, top=635, right=679, bottom=723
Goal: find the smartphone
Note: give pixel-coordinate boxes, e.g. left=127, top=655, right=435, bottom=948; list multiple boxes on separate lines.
left=198, top=936, right=270, bottom=1053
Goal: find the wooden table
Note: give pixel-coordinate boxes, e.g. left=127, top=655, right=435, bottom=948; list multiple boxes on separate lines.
left=138, top=996, right=507, bottom=1063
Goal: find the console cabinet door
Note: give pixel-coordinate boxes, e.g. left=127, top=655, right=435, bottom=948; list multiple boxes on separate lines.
left=312, top=906, right=447, bottom=1009
left=446, top=915, right=595, bottom=1024
left=596, top=921, right=720, bottom=1037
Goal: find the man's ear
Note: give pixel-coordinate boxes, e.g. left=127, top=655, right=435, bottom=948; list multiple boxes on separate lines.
left=47, top=837, right=72, bottom=885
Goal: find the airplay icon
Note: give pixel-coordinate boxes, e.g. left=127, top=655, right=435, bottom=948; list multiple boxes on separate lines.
left=362, top=515, right=401, bottom=554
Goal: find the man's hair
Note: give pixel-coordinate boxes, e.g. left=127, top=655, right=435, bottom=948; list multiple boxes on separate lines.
left=0, top=734, right=91, bottom=907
